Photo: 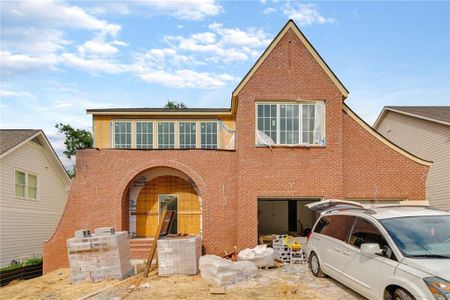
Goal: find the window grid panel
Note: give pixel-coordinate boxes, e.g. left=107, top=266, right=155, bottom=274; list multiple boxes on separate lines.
left=114, top=121, right=132, bottom=149
left=302, top=104, right=315, bottom=144
left=27, top=174, right=37, bottom=199
left=179, top=122, right=196, bottom=148
left=279, top=104, right=299, bottom=145
left=136, top=122, right=153, bottom=149
left=15, top=171, right=26, bottom=198
left=257, top=104, right=277, bottom=143
left=158, top=122, right=175, bottom=149
left=201, top=122, right=218, bottom=149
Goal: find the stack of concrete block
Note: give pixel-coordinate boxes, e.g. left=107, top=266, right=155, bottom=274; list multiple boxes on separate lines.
left=272, top=235, right=291, bottom=263
left=67, top=228, right=130, bottom=283
left=157, top=236, right=202, bottom=276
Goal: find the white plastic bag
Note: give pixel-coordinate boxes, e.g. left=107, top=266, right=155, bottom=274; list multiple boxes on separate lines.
left=237, top=244, right=275, bottom=267
left=199, top=255, right=258, bottom=286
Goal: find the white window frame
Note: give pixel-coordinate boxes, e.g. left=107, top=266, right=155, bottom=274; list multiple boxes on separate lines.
left=200, top=121, right=219, bottom=149
left=157, top=121, right=176, bottom=149
left=136, top=121, right=154, bottom=149
left=179, top=122, right=197, bottom=149
left=14, top=169, right=38, bottom=200
left=255, top=101, right=326, bottom=146
left=112, top=120, right=132, bottom=149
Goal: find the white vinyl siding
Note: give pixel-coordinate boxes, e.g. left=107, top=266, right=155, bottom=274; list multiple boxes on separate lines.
left=158, top=122, right=175, bottom=149
left=179, top=122, right=196, bottom=149
left=200, top=122, right=218, bottom=149
left=377, top=112, right=450, bottom=211
left=136, top=122, right=153, bottom=149
left=256, top=102, right=325, bottom=146
left=113, top=121, right=132, bottom=149
left=0, top=142, right=69, bottom=267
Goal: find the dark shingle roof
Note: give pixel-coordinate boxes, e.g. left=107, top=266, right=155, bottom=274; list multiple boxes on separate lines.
left=386, top=106, right=450, bottom=124
left=0, top=129, right=40, bottom=155
left=86, top=107, right=230, bottom=113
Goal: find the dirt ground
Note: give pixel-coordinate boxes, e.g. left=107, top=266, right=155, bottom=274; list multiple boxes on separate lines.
left=0, top=264, right=364, bottom=300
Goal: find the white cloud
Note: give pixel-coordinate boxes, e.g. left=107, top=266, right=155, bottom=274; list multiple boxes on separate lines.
left=135, top=0, right=222, bottom=21
left=59, top=53, right=127, bottom=74
left=282, top=3, right=336, bottom=26
left=0, top=51, right=58, bottom=76
left=77, top=39, right=128, bottom=57
left=263, top=7, right=277, bottom=14
left=0, top=89, right=35, bottom=98
left=53, top=100, right=73, bottom=108
left=138, top=69, right=235, bottom=89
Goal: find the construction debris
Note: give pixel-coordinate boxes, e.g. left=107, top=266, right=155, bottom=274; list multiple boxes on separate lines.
left=157, top=235, right=202, bottom=276
left=66, top=229, right=130, bottom=283
left=199, top=255, right=258, bottom=286
left=237, top=244, right=274, bottom=268
left=272, top=235, right=306, bottom=264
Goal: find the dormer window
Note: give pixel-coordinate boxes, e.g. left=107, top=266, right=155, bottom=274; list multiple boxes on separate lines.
left=256, top=101, right=325, bottom=146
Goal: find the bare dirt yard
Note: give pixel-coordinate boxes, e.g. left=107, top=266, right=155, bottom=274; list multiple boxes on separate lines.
left=0, top=264, right=364, bottom=300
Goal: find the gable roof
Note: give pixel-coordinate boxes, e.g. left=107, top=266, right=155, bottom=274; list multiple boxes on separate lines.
left=0, top=129, right=71, bottom=183
left=374, top=106, right=450, bottom=128
left=0, top=129, right=40, bottom=155
left=230, top=19, right=349, bottom=113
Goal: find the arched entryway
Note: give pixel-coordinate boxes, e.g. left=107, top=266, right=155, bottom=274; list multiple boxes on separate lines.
left=127, top=167, right=202, bottom=238
left=135, top=175, right=201, bottom=237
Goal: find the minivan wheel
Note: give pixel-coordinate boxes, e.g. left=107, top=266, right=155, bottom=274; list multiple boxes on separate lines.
left=393, top=288, right=414, bottom=300
left=309, top=252, right=326, bottom=278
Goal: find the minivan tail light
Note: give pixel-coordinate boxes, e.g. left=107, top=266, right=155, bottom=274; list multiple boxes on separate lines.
left=307, top=232, right=313, bottom=241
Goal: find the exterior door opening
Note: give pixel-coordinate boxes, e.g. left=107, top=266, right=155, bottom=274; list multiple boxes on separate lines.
left=159, top=194, right=177, bottom=234
left=258, top=199, right=320, bottom=237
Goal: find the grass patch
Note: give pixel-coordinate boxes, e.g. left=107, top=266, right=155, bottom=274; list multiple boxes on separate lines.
left=0, top=257, right=42, bottom=272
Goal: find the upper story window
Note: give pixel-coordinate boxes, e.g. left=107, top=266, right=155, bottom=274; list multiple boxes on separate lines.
left=256, top=102, right=325, bottom=146
left=15, top=170, right=37, bottom=200
left=136, top=122, right=153, bottom=149
left=201, top=122, right=218, bottom=149
left=158, top=122, right=175, bottom=149
left=114, top=121, right=132, bottom=149
left=179, top=122, right=196, bottom=149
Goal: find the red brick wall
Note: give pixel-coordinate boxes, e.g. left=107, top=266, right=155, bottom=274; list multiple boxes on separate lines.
left=43, top=27, right=429, bottom=273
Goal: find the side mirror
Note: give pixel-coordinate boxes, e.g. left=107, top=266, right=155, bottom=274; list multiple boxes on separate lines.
left=360, top=243, right=382, bottom=256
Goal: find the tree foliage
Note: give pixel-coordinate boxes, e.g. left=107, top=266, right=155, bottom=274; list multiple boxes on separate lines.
left=55, top=123, right=93, bottom=159
left=164, top=100, right=187, bottom=109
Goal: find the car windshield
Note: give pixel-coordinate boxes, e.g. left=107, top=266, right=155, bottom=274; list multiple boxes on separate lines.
left=380, top=215, right=450, bottom=258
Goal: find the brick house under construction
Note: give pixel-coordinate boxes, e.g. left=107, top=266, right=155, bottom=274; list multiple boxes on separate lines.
left=43, top=20, right=431, bottom=273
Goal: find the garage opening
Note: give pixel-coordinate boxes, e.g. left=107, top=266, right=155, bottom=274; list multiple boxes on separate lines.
left=257, top=199, right=320, bottom=238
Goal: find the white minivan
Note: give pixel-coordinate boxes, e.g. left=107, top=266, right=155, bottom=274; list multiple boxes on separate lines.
left=306, top=200, right=450, bottom=300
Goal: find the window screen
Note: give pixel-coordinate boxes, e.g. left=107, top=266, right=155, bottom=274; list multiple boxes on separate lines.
left=257, top=104, right=277, bottom=143
left=280, top=104, right=299, bottom=144
left=114, top=121, right=132, bottom=149
left=158, top=122, right=175, bottom=149
left=15, top=171, right=25, bottom=197
left=27, top=174, right=37, bottom=199
left=201, top=122, right=217, bottom=149
left=302, top=104, right=315, bottom=144
left=136, top=122, right=153, bottom=149
left=179, top=122, right=196, bottom=148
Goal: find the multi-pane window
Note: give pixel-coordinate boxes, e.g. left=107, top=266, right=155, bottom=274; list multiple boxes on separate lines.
left=257, top=104, right=277, bottom=142
left=302, top=104, right=315, bottom=144
left=256, top=102, right=324, bottom=145
left=280, top=104, right=299, bottom=144
left=179, top=122, right=196, bottom=148
left=15, top=170, right=37, bottom=199
left=136, top=122, right=153, bottom=149
left=201, top=122, right=218, bottom=149
left=114, top=121, right=132, bottom=149
left=158, top=122, right=175, bottom=149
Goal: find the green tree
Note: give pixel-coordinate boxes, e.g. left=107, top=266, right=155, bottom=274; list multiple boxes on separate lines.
left=55, top=123, right=93, bottom=159
left=164, top=100, right=187, bottom=109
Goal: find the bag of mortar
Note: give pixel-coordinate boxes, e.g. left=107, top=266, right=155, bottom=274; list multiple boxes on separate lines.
left=237, top=244, right=275, bottom=267
left=199, top=255, right=258, bottom=286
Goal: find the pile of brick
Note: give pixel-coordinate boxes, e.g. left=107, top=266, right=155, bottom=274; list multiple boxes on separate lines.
left=157, top=235, right=202, bottom=276
left=66, top=228, right=130, bottom=283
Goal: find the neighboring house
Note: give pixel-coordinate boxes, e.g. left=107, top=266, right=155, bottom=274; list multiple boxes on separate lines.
left=374, top=106, right=450, bottom=212
left=0, top=129, right=71, bottom=267
left=43, top=20, right=431, bottom=273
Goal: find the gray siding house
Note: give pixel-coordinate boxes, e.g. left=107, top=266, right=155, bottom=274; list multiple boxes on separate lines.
left=374, top=106, right=450, bottom=211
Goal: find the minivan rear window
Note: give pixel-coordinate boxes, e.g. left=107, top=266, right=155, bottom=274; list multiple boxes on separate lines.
left=314, top=215, right=356, bottom=242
